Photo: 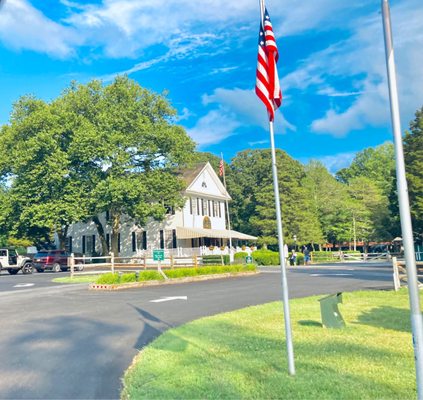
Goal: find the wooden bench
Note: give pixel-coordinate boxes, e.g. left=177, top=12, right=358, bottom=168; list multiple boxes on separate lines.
left=392, top=256, right=423, bottom=290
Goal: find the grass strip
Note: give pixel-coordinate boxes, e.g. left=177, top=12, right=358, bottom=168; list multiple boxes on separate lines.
left=53, top=275, right=100, bottom=283
left=122, top=289, right=420, bottom=399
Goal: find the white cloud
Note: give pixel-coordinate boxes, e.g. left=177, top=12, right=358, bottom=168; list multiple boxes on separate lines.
left=284, top=0, right=423, bottom=137
left=186, top=110, right=241, bottom=147
left=0, top=0, right=80, bottom=58
left=301, top=152, right=357, bottom=174
left=185, top=87, right=296, bottom=147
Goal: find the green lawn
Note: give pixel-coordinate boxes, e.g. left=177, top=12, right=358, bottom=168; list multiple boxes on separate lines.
left=122, top=289, right=419, bottom=399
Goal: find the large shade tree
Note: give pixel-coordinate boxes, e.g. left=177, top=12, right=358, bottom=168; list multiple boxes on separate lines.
left=227, top=149, right=323, bottom=248
left=0, top=77, right=196, bottom=253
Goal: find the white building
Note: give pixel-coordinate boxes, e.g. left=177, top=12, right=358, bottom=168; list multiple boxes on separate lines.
left=66, top=162, right=256, bottom=257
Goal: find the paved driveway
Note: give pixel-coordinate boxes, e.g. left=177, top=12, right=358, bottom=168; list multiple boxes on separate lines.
left=0, top=263, right=393, bottom=399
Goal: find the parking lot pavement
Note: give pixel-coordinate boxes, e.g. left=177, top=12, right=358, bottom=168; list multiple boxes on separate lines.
left=0, top=270, right=75, bottom=293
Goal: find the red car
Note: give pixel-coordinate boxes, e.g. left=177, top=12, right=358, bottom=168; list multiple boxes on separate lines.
left=33, top=250, right=83, bottom=273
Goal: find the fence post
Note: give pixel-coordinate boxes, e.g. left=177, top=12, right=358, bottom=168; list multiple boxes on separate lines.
left=111, top=252, right=115, bottom=274
left=193, top=255, right=198, bottom=268
left=170, top=255, right=174, bottom=269
left=143, top=254, right=147, bottom=270
left=70, top=253, right=75, bottom=278
left=392, top=256, right=401, bottom=291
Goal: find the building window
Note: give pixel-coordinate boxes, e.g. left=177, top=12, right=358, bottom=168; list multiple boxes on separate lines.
left=172, top=229, right=177, bottom=249
left=66, top=236, right=73, bottom=253
left=197, top=198, right=200, bottom=215
left=213, top=201, right=219, bottom=217
left=202, top=199, right=207, bottom=216
left=132, top=232, right=136, bottom=252
left=190, top=197, right=197, bottom=215
left=82, top=236, right=86, bottom=254
left=86, top=236, right=93, bottom=254
left=219, top=202, right=222, bottom=218
left=142, top=231, right=147, bottom=250
left=105, top=210, right=110, bottom=222
left=160, top=230, right=164, bottom=249
left=92, top=235, right=96, bottom=254
left=106, top=234, right=110, bottom=251
left=118, top=233, right=121, bottom=253
left=208, top=200, right=212, bottom=216
left=165, top=230, right=173, bottom=249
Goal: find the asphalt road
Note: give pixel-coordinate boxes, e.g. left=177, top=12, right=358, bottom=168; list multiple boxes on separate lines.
left=0, top=263, right=393, bottom=399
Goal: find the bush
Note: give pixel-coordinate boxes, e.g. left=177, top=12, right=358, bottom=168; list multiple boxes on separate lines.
left=202, top=255, right=230, bottom=265
left=96, top=273, right=120, bottom=284
left=120, top=273, right=137, bottom=283
left=252, top=250, right=279, bottom=266
left=138, top=271, right=164, bottom=281
left=234, top=252, right=248, bottom=260
left=311, top=251, right=338, bottom=262
left=166, top=265, right=256, bottom=279
left=296, top=252, right=304, bottom=265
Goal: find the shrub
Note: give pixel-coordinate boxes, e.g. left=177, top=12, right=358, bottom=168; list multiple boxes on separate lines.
left=252, top=249, right=279, bottom=266
left=166, top=265, right=256, bottom=279
left=202, top=255, right=230, bottom=265
left=138, top=271, right=164, bottom=281
left=234, top=252, right=248, bottom=260
left=310, top=251, right=338, bottom=262
left=96, top=273, right=120, bottom=284
left=120, top=273, right=137, bottom=283
left=296, top=252, right=304, bottom=265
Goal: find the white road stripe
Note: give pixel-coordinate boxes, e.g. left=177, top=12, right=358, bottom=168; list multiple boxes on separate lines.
left=150, top=296, right=188, bottom=303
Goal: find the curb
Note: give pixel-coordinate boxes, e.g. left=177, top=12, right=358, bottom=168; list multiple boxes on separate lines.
left=88, top=271, right=259, bottom=291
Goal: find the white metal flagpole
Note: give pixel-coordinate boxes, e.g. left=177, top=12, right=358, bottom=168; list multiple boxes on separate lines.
left=259, top=0, right=295, bottom=376
left=381, top=1, right=423, bottom=398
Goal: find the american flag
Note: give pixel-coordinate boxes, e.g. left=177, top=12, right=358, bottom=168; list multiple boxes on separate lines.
left=219, top=158, right=224, bottom=177
left=255, top=7, right=282, bottom=122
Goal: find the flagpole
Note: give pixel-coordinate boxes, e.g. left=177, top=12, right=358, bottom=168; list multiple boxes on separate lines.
left=382, top=1, right=423, bottom=398
left=221, top=153, right=234, bottom=262
left=259, top=0, right=295, bottom=376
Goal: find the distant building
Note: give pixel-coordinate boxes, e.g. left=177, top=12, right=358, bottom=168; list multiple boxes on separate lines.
left=65, top=162, right=256, bottom=257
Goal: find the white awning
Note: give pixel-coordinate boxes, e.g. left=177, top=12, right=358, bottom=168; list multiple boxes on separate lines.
left=176, top=226, right=257, bottom=240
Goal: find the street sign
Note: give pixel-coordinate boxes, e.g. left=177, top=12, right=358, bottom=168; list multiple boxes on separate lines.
left=153, top=250, right=165, bottom=261
left=246, top=255, right=253, bottom=264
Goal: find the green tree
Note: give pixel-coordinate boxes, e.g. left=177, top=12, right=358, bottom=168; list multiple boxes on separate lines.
left=404, top=106, right=423, bottom=239
left=336, top=142, right=395, bottom=196
left=303, top=160, right=351, bottom=246
left=0, top=97, right=88, bottom=247
left=57, top=76, right=196, bottom=255
left=228, top=149, right=323, bottom=248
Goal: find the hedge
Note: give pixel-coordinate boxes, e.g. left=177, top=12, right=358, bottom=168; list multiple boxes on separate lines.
left=95, top=265, right=256, bottom=285
left=252, top=249, right=305, bottom=266
left=202, top=255, right=230, bottom=265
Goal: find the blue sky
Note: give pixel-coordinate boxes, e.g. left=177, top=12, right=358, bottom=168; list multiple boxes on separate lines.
left=0, top=0, right=422, bottom=173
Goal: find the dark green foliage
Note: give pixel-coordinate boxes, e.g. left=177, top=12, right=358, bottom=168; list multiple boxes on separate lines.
left=251, top=249, right=279, bottom=266
left=202, top=255, right=230, bottom=265
left=228, top=149, right=323, bottom=248
left=403, top=107, right=423, bottom=239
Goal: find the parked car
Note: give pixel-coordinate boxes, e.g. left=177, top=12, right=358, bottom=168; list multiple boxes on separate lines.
left=0, top=248, right=33, bottom=275
left=33, top=250, right=84, bottom=273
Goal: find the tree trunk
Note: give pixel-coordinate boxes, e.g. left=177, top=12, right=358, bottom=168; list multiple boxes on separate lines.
left=92, top=215, right=108, bottom=256
left=110, top=211, right=120, bottom=256
left=57, top=225, right=68, bottom=249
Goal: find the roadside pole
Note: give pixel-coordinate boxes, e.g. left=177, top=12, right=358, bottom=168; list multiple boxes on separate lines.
left=381, top=1, right=423, bottom=398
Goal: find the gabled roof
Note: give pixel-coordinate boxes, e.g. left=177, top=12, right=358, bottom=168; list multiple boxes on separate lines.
left=182, top=162, right=231, bottom=200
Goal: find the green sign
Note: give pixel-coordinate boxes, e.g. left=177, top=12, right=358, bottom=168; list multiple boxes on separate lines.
left=246, top=256, right=253, bottom=264
left=153, top=250, right=165, bottom=261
